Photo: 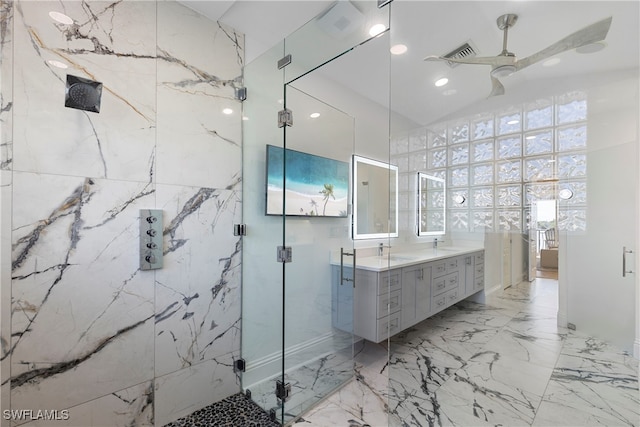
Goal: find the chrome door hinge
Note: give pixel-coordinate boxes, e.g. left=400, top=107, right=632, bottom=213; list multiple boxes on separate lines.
left=278, top=109, right=293, bottom=128
left=233, top=224, right=247, bottom=236
left=277, top=246, right=292, bottom=263
left=234, top=358, right=246, bottom=373
left=234, top=87, right=247, bottom=101
left=277, top=54, right=292, bottom=69
left=275, top=380, right=291, bottom=402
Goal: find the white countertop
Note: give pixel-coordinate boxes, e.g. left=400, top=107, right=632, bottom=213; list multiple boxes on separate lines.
left=331, top=246, right=483, bottom=272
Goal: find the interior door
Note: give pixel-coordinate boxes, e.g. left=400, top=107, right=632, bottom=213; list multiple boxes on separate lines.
left=564, top=137, right=637, bottom=353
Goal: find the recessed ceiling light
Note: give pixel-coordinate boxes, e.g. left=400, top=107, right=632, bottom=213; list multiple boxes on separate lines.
left=222, top=108, right=233, bottom=115
left=49, top=11, right=74, bottom=25
left=46, top=59, right=68, bottom=69
left=543, top=57, right=561, bottom=67
left=576, top=41, right=607, bottom=54
left=390, top=44, right=407, bottom=55
left=309, top=112, right=320, bottom=119
left=435, top=77, right=448, bottom=87
left=369, top=24, right=386, bottom=37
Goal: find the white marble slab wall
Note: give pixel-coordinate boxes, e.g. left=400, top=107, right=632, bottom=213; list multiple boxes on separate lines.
left=2, top=1, right=243, bottom=426
left=0, top=1, right=14, bottom=423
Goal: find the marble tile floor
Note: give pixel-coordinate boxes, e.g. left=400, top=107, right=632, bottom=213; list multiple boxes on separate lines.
left=297, top=278, right=640, bottom=426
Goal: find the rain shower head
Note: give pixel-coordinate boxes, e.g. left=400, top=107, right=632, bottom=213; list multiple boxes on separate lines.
left=65, top=74, right=102, bottom=113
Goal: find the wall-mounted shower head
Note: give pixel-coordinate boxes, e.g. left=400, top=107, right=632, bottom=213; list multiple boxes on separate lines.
left=65, top=74, right=102, bottom=113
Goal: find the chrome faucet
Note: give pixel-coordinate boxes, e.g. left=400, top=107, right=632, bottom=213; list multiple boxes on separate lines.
left=433, top=238, right=438, bottom=249
left=378, top=242, right=384, bottom=256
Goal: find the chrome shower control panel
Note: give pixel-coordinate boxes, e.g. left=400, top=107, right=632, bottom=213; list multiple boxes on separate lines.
left=140, top=209, right=163, bottom=270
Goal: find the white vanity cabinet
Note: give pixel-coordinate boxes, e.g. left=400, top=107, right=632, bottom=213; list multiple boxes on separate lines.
left=401, top=263, right=431, bottom=329
left=331, top=249, right=485, bottom=343
left=350, top=269, right=402, bottom=343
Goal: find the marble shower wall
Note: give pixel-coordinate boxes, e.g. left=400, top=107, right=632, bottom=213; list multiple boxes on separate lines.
left=2, top=1, right=243, bottom=426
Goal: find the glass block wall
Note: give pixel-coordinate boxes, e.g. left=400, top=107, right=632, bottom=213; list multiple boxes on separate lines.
left=391, top=91, right=588, bottom=238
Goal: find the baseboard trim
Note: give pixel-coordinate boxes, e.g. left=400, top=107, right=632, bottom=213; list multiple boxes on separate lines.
left=243, top=332, right=336, bottom=388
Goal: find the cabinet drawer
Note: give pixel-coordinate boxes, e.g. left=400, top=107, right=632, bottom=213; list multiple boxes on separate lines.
left=379, top=271, right=401, bottom=294
left=475, top=253, right=485, bottom=264
left=432, top=262, right=447, bottom=277
left=377, top=311, right=401, bottom=342
left=474, top=276, right=484, bottom=291
left=432, top=287, right=461, bottom=313
left=377, top=289, right=401, bottom=319
left=446, top=258, right=459, bottom=270
left=433, top=272, right=459, bottom=295
left=474, top=264, right=484, bottom=277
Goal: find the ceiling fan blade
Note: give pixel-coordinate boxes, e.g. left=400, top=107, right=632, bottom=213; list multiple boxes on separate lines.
left=515, top=16, right=612, bottom=71
left=489, top=76, right=505, bottom=97
left=424, top=55, right=514, bottom=67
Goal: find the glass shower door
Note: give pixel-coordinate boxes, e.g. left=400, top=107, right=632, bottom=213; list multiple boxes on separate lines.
left=277, top=84, right=355, bottom=424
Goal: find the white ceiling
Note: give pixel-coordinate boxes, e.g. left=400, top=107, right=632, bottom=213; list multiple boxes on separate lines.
left=180, top=0, right=639, bottom=126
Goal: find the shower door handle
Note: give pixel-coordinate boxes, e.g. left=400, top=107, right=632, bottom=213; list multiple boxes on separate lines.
left=340, top=248, right=356, bottom=287
left=623, top=246, right=633, bottom=277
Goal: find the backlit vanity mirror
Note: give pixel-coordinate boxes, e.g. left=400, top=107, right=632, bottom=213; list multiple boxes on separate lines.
left=352, top=155, right=398, bottom=239
left=417, top=172, right=446, bottom=236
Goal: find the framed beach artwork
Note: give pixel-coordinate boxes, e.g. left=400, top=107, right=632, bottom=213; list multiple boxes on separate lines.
left=265, top=145, right=349, bottom=217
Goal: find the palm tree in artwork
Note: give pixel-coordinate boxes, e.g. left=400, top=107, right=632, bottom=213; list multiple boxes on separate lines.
left=320, top=183, right=335, bottom=216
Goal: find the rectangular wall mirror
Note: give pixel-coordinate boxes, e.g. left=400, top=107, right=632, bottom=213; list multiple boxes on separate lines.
left=352, top=155, right=398, bottom=240
left=417, top=172, right=446, bottom=236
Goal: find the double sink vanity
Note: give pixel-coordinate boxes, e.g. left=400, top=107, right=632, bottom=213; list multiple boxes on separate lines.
left=331, top=246, right=485, bottom=343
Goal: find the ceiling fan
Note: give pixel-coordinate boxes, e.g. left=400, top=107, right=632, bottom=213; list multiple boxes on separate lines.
left=424, top=14, right=613, bottom=97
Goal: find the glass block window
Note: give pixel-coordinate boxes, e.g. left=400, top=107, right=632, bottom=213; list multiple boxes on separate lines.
left=471, top=187, right=493, bottom=208
left=449, top=167, right=469, bottom=188
left=391, top=135, right=408, bottom=155
left=525, top=99, right=553, bottom=130
left=429, top=149, right=447, bottom=169
left=497, top=136, right=522, bottom=159
left=559, top=181, right=586, bottom=205
left=398, top=173, right=410, bottom=192
left=428, top=127, right=447, bottom=148
left=558, top=208, right=586, bottom=232
left=557, top=125, right=587, bottom=151
left=472, top=210, right=494, bottom=231
left=409, top=129, right=427, bottom=151
left=496, top=160, right=521, bottom=183
left=449, top=144, right=469, bottom=165
left=557, top=153, right=587, bottom=178
left=394, top=155, right=409, bottom=172
left=409, top=152, right=426, bottom=172
left=524, top=156, right=554, bottom=182
left=557, top=92, right=587, bottom=124
left=471, top=139, right=494, bottom=162
left=496, top=185, right=521, bottom=207
left=399, top=192, right=410, bottom=210
left=451, top=211, right=469, bottom=231
left=524, top=131, right=553, bottom=155
left=472, top=163, right=494, bottom=186
left=498, top=210, right=521, bottom=231
left=525, top=182, right=555, bottom=204
left=450, top=189, right=469, bottom=208
left=498, top=111, right=522, bottom=135
left=471, top=116, right=494, bottom=140
left=449, top=121, right=470, bottom=144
